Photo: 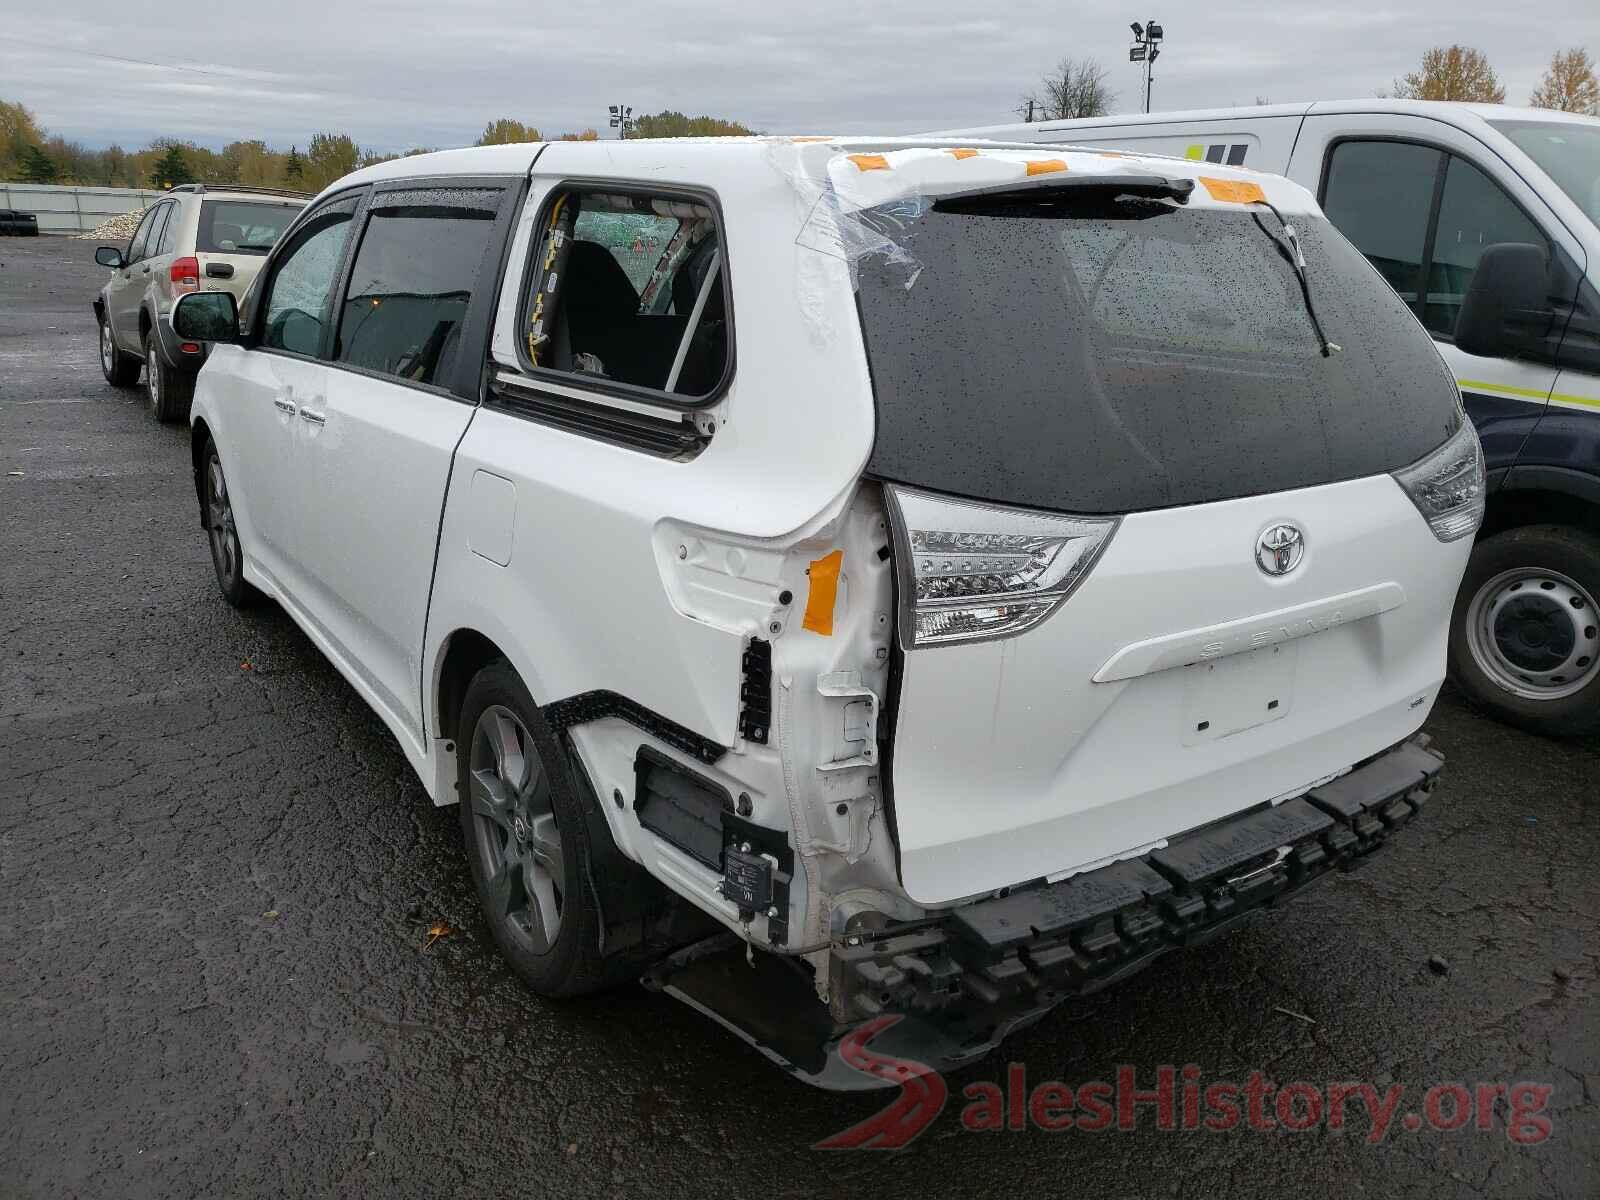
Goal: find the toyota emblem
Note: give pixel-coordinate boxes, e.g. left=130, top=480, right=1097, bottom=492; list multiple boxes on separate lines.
left=1256, top=523, right=1305, bottom=576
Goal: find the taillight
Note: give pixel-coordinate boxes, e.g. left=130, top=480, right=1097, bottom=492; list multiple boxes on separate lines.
left=885, top=485, right=1119, bottom=648
left=170, top=256, right=200, bottom=294
left=1391, top=420, right=1485, bottom=542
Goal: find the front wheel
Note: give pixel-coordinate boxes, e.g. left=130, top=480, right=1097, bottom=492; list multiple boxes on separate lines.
left=99, top=317, right=141, bottom=387
left=457, top=661, right=627, bottom=997
left=144, top=329, right=195, bottom=423
left=1448, top=524, right=1600, bottom=737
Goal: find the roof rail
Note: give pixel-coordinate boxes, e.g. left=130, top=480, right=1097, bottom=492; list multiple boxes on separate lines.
left=163, top=183, right=314, bottom=200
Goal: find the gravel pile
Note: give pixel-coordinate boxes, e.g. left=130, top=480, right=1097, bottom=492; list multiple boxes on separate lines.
left=77, top=207, right=147, bottom=241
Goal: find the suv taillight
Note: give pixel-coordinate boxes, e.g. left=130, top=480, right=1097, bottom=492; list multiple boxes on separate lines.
left=170, top=256, right=200, bottom=294
left=885, top=485, right=1119, bottom=648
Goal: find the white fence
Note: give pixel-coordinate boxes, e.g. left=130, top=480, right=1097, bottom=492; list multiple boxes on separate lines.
left=0, top=184, right=161, bottom=235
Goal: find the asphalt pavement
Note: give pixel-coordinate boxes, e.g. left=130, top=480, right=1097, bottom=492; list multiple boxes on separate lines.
left=2, top=233, right=1596, bottom=1199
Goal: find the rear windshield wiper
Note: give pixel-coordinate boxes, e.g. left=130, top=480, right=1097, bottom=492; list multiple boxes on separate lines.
left=235, top=242, right=275, bottom=252
left=933, top=173, right=1195, bottom=214
left=1248, top=202, right=1341, bottom=358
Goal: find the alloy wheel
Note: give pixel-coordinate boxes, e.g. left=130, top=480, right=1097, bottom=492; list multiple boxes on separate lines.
left=206, top=452, right=240, bottom=587
left=467, top=705, right=565, bottom=953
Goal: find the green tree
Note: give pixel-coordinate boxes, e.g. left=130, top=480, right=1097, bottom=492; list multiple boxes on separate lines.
left=303, top=132, right=361, bottom=191
left=1393, top=45, right=1506, bottom=102
left=476, top=118, right=542, bottom=145
left=284, top=145, right=304, bottom=184
left=100, top=144, right=128, bottom=187
left=1, top=99, right=45, bottom=177
left=17, top=143, right=57, bottom=183
left=149, top=143, right=195, bottom=188
left=629, top=111, right=754, bottom=139
left=1530, top=47, right=1599, bottom=114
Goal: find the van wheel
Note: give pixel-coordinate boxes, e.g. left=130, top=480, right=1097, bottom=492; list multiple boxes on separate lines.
left=202, top=440, right=258, bottom=608
left=457, top=661, right=624, bottom=997
left=99, top=317, right=140, bottom=387
left=1449, top=525, right=1600, bottom=737
left=144, top=330, right=195, bottom=422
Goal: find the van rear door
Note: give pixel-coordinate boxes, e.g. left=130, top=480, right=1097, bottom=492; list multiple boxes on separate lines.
left=853, top=174, right=1477, bottom=905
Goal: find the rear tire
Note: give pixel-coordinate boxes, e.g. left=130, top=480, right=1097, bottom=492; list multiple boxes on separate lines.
left=99, top=316, right=141, bottom=387
left=144, top=329, right=195, bottom=422
left=201, top=439, right=258, bottom=609
left=1448, top=524, right=1600, bottom=737
left=457, top=661, right=634, bottom=997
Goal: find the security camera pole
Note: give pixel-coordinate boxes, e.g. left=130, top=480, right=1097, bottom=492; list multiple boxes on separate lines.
left=1128, top=20, right=1164, bottom=113
left=608, top=104, right=635, bottom=140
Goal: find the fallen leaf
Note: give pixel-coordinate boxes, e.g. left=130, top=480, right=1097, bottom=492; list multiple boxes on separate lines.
left=262, top=909, right=279, bottom=919
left=240, top=661, right=253, bottom=671
left=424, top=921, right=452, bottom=949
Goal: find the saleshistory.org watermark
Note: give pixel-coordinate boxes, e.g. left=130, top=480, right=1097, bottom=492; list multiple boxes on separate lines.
left=817, top=1016, right=1555, bottom=1150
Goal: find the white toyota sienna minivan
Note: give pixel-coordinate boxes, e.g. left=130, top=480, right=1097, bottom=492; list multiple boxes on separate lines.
left=173, top=137, right=1484, bottom=1087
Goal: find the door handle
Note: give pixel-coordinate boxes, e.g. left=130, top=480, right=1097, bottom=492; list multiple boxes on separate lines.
left=299, top=407, right=326, bottom=425
left=273, top=397, right=297, bottom=415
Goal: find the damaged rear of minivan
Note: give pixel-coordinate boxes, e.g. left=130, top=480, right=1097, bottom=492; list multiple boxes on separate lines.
left=653, top=147, right=1482, bottom=1085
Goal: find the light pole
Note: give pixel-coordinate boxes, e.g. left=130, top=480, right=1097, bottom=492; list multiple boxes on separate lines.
left=608, top=103, right=634, bottom=140
left=1128, top=20, right=1164, bottom=114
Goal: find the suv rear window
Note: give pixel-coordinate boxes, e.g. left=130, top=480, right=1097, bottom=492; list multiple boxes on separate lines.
left=198, top=200, right=300, bottom=255
left=855, top=194, right=1462, bottom=515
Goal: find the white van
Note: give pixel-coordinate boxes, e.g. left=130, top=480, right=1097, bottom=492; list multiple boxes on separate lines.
left=939, top=101, right=1600, bottom=736
left=173, top=137, right=1477, bottom=1086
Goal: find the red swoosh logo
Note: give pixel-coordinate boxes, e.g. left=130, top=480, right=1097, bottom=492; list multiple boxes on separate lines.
left=814, top=1014, right=948, bottom=1149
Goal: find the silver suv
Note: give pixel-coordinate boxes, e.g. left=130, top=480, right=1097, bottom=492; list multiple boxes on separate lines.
left=94, top=184, right=308, bottom=420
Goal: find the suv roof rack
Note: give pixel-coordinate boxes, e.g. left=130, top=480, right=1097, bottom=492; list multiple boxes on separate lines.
left=164, top=183, right=313, bottom=200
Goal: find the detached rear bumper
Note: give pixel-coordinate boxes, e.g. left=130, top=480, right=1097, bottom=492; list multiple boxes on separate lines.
left=646, top=735, right=1442, bottom=1090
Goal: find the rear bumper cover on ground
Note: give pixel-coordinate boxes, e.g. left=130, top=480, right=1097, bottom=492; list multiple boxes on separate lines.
left=646, top=735, right=1443, bottom=1090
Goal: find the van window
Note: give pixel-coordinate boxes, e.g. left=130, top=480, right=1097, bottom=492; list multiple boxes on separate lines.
left=261, top=197, right=359, bottom=358
left=1422, top=157, right=1548, bottom=337
left=855, top=194, right=1462, bottom=516
left=1321, top=141, right=1442, bottom=307
left=520, top=188, right=729, bottom=400
left=333, top=189, right=501, bottom=389
left=1490, top=118, right=1600, bottom=226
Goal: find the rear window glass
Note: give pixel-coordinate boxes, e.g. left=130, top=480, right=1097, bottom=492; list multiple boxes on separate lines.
left=855, top=195, right=1462, bottom=515
left=198, top=200, right=301, bottom=255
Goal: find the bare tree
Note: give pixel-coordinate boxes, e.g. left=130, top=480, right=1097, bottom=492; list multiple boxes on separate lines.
left=1392, top=45, right=1506, bottom=103
left=1018, top=57, right=1116, bottom=121
left=1530, top=47, right=1599, bottom=114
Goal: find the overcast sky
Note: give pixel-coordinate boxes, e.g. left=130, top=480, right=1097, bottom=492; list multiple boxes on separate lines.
left=3, top=2, right=1597, bottom=153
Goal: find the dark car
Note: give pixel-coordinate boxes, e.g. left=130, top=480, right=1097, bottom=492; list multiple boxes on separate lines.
left=0, top=209, right=40, bottom=236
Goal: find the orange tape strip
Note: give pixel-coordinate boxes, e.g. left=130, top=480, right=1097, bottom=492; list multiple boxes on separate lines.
left=802, top=550, right=844, bottom=636
left=1025, top=159, right=1067, bottom=175
left=1198, top=176, right=1267, bottom=204
left=946, top=148, right=979, bottom=160
left=848, top=154, right=890, bottom=172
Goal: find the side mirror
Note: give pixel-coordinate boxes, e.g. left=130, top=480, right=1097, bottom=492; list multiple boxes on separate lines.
left=95, top=246, right=125, bottom=269
left=1454, top=242, right=1551, bottom=359
left=173, top=291, right=241, bottom=343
